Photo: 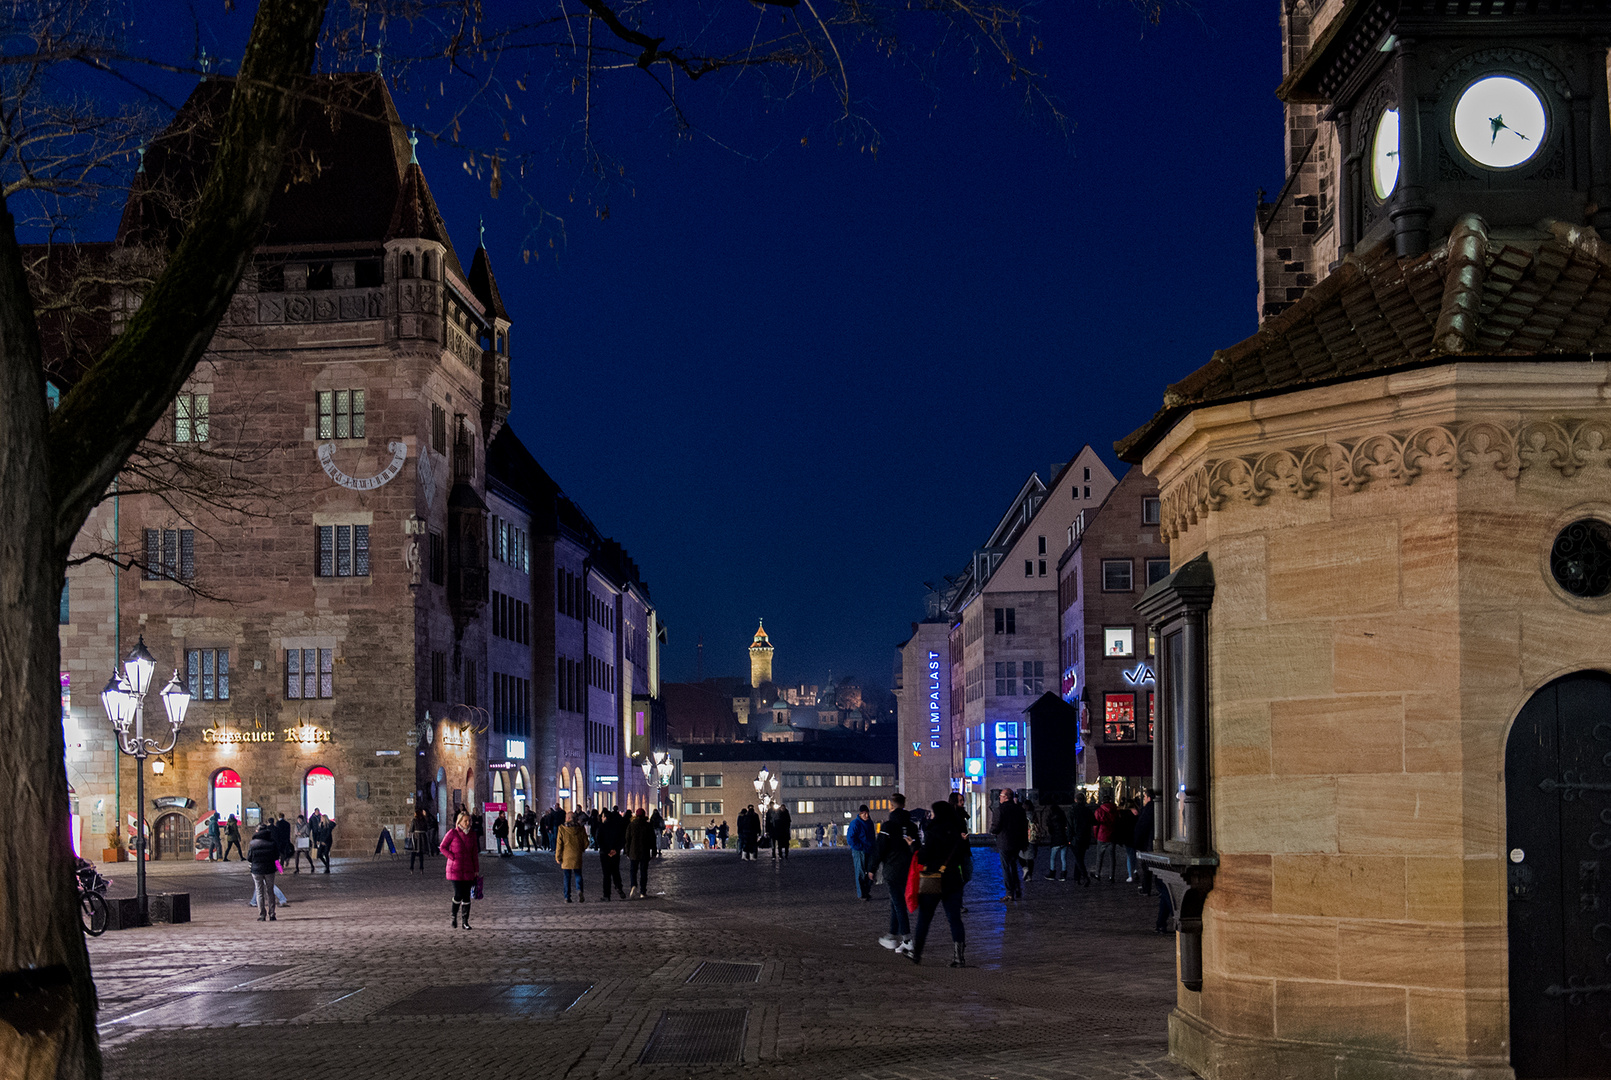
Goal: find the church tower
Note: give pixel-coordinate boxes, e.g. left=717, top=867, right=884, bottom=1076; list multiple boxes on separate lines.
left=748, top=621, right=774, bottom=688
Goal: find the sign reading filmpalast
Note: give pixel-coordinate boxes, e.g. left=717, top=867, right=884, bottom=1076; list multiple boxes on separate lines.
left=203, top=725, right=334, bottom=745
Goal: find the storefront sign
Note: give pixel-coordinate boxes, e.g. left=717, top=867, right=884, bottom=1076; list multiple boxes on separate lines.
left=557, top=788, right=572, bottom=799
left=204, top=727, right=276, bottom=744
left=964, top=757, right=985, bottom=780
left=926, top=651, right=943, bottom=749
left=488, top=761, right=518, bottom=771
left=439, top=725, right=469, bottom=749
left=484, top=802, right=507, bottom=812
left=504, top=739, right=526, bottom=758
left=286, top=724, right=333, bottom=744
left=596, top=775, right=619, bottom=784
left=1122, top=663, right=1156, bottom=686
left=153, top=796, right=196, bottom=809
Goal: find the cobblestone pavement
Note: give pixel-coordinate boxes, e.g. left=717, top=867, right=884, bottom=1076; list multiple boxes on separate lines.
left=90, top=844, right=1194, bottom=1080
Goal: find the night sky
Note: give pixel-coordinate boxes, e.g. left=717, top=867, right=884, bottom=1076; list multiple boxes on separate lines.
left=73, top=2, right=1286, bottom=690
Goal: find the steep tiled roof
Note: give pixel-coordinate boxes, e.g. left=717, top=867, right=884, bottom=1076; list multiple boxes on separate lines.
left=467, top=246, right=509, bottom=322
left=1118, top=216, right=1611, bottom=462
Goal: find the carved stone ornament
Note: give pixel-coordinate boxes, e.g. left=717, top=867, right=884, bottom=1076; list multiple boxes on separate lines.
left=1160, top=417, right=1611, bottom=540
left=317, top=440, right=408, bottom=492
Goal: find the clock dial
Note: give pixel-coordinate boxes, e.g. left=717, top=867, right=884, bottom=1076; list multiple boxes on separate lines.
left=1371, top=107, right=1400, bottom=201
left=1453, top=75, right=1546, bottom=169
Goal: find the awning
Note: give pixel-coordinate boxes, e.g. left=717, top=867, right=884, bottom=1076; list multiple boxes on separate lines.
left=1093, top=744, right=1153, bottom=779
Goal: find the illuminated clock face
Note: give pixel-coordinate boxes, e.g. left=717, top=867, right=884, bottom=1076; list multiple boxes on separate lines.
left=1371, top=107, right=1400, bottom=201
left=1453, top=75, right=1547, bottom=169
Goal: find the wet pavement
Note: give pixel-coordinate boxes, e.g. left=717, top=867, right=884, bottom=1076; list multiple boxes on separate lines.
left=90, top=843, right=1193, bottom=1080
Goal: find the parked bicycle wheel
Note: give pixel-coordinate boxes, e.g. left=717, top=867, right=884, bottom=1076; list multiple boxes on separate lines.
left=81, top=892, right=108, bottom=937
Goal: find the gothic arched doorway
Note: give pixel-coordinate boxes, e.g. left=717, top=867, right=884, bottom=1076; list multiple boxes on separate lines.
left=1505, top=670, right=1611, bottom=1077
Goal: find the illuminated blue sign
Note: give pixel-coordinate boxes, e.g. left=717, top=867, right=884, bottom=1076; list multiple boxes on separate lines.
left=964, top=757, right=985, bottom=779
left=927, top=650, right=943, bottom=749
left=1122, top=663, right=1156, bottom=686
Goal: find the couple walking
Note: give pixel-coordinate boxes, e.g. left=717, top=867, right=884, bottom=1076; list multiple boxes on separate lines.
left=554, top=808, right=656, bottom=901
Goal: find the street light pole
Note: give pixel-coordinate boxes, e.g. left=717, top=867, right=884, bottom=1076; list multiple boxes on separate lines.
left=101, top=636, right=191, bottom=925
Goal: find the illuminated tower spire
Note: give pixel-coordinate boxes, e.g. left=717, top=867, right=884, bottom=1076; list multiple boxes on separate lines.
left=748, top=620, right=774, bottom=688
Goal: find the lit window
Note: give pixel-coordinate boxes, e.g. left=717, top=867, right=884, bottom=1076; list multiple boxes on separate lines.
left=1104, top=694, right=1136, bottom=741
left=994, top=721, right=1022, bottom=757
left=174, top=393, right=209, bottom=443
left=187, top=649, right=230, bottom=701
left=1104, top=627, right=1135, bottom=658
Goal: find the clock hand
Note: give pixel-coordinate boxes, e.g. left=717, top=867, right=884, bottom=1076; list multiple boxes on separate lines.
left=1490, top=114, right=1506, bottom=144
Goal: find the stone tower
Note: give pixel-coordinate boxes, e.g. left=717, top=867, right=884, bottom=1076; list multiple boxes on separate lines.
left=748, top=621, right=773, bottom=688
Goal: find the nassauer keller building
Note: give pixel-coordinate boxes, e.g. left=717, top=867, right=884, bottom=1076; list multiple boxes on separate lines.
left=1118, top=4, right=1611, bottom=1079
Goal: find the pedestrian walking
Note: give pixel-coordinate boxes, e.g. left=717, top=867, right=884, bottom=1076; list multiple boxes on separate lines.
left=409, top=808, right=432, bottom=872
left=847, top=806, right=877, bottom=899
left=1119, top=796, right=1140, bottom=882
left=990, top=790, right=1028, bottom=902
left=247, top=823, right=280, bottom=922
left=273, top=813, right=293, bottom=866
left=493, top=812, right=511, bottom=857
left=439, top=810, right=480, bottom=929
left=736, top=806, right=757, bottom=859
left=598, top=808, right=628, bottom=900
left=873, top=811, right=915, bottom=953
left=311, top=810, right=336, bottom=873
left=1020, top=797, right=1041, bottom=882
left=947, top=791, right=975, bottom=910
left=1093, top=793, right=1121, bottom=882
left=718, top=820, right=729, bottom=850
left=292, top=813, right=316, bottom=874
left=770, top=804, right=792, bottom=859
left=904, top=802, right=967, bottom=967
left=205, top=813, right=222, bottom=862
left=625, top=808, right=655, bottom=899
left=556, top=811, right=588, bottom=901
left=648, top=808, right=664, bottom=858
left=1044, top=802, right=1071, bottom=881
left=222, top=814, right=243, bottom=861
left=815, top=824, right=825, bottom=848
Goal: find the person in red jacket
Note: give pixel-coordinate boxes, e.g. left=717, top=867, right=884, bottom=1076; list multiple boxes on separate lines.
left=1092, top=794, right=1121, bottom=883
left=439, top=810, right=481, bottom=929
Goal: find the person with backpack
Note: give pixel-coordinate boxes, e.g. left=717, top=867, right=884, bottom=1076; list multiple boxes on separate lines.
left=439, top=809, right=480, bottom=929
left=904, top=802, right=967, bottom=967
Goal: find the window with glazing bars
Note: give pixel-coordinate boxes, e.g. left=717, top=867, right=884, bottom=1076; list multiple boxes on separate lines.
left=316, top=389, right=365, bottom=439
left=187, top=649, right=230, bottom=700
left=143, top=528, right=194, bottom=580
left=285, top=648, right=333, bottom=699
left=316, top=525, right=370, bottom=577
left=174, top=393, right=209, bottom=442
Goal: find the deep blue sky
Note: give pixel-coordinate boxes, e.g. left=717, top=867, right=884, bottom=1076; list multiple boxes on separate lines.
left=89, top=2, right=1286, bottom=689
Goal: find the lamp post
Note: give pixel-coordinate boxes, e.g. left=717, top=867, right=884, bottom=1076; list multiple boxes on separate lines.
left=101, top=636, right=191, bottom=925
left=639, top=750, right=673, bottom=812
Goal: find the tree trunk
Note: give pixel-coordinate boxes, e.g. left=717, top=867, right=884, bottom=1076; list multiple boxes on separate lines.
left=0, top=2, right=329, bottom=1077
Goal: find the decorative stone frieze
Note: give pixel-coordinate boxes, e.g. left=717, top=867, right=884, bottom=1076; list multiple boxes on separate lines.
left=1160, top=416, right=1611, bottom=539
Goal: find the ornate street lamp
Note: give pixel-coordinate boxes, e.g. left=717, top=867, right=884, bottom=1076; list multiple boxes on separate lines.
left=640, top=750, right=672, bottom=812
left=101, top=636, right=191, bottom=924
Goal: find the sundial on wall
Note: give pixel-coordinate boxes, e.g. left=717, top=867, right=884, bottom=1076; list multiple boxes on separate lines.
left=317, top=440, right=408, bottom=492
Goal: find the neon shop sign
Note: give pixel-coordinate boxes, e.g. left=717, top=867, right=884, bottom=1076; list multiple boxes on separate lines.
left=926, top=651, right=943, bottom=749
left=1122, top=663, right=1156, bottom=686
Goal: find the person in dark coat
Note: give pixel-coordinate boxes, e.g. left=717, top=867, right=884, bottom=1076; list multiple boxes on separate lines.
left=246, top=824, right=280, bottom=921
left=736, top=806, right=760, bottom=860
left=990, top=790, right=1028, bottom=901
left=1133, top=792, right=1157, bottom=893
left=873, top=812, right=916, bottom=952
left=770, top=805, right=792, bottom=859
left=1117, top=797, right=1139, bottom=882
left=625, top=808, right=656, bottom=898
left=906, top=802, right=968, bottom=967
left=1044, top=803, right=1070, bottom=881
left=597, top=808, right=628, bottom=900
left=223, top=814, right=243, bottom=861
left=310, top=811, right=336, bottom=873
left=648, top=808, right=665, bottom=858
left=1070, top=794, right=1094, bottom=885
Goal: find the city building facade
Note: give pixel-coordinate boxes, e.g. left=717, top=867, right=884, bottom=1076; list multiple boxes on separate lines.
left=1119, top=4, right=1611, bottom=1077
left=1056, top=465, right=1168, bottom=791
left=893, top=600, right=954, bottom=813
left=674, top=741, right=899, bottom=846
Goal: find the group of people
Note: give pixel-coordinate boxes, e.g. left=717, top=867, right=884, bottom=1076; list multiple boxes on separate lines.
left=733, top=803, right=791, bottom=859
left=847, top=792, right=973, bottom=967
left=548, top=807, right=658, bottom=902
left=242, top=809, right=336, bottom=921
left=991, top=788, right=1173, bottom=932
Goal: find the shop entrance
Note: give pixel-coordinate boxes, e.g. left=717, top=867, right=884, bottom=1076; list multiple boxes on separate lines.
left=515, top=766, right=530, bottom=817
left=212, top=768, right=242, bottom=824
left=304, top=766, right=335, bottom=819
left=153, top=812, right=190, bottom=860
left=1505, top=670, right=1611, bottom=1078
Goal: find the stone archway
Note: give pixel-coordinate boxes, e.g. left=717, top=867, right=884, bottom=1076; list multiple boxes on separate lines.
left=1505, top=670, right=1611, bottom=1077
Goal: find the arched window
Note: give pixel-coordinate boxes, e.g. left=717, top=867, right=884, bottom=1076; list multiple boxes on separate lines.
left=400, top=251, right=415, bottom=278
left=304, top=766, right=335, bottom=819
left=421, top=252, right=434, bottom=279
left=212, top=768, right=242, bottom=824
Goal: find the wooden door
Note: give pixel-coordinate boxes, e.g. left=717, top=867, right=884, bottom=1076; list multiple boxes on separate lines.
left=1506, top=671, right=1611, bottom=1077
left=154, top=812, right=190, bottom=861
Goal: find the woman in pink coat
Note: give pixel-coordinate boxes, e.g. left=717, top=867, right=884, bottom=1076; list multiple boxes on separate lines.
left=439, top=810, right=480, bottom=929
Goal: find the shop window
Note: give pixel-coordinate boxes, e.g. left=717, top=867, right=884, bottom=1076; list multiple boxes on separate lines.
left=187, top=648, right=230, bottom=701
left=304, top=766, right=335, bottom=818
left=212, top=768, right=243, bottom=823
left=286, top=647, right=334, bottom=699
left=993, top=721, right=1022, bottom=758
left=1104, top=626, right=1135, bottom=658
left=1104, top=694, right=1136, bottom=742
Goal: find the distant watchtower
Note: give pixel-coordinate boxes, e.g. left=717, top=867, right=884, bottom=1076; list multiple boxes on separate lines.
left=748, top=621, right=774, bottom=688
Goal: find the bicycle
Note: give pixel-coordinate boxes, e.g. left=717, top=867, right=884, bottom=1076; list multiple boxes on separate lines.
left=76, top=858, right=111, bottom=937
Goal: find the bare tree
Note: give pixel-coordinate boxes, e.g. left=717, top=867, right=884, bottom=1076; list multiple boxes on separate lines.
left=0, top=2, right=1147, bottom=1077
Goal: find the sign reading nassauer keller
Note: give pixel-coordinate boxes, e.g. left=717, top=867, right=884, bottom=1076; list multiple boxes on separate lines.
left=203, top=725, right=335, bottom=745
